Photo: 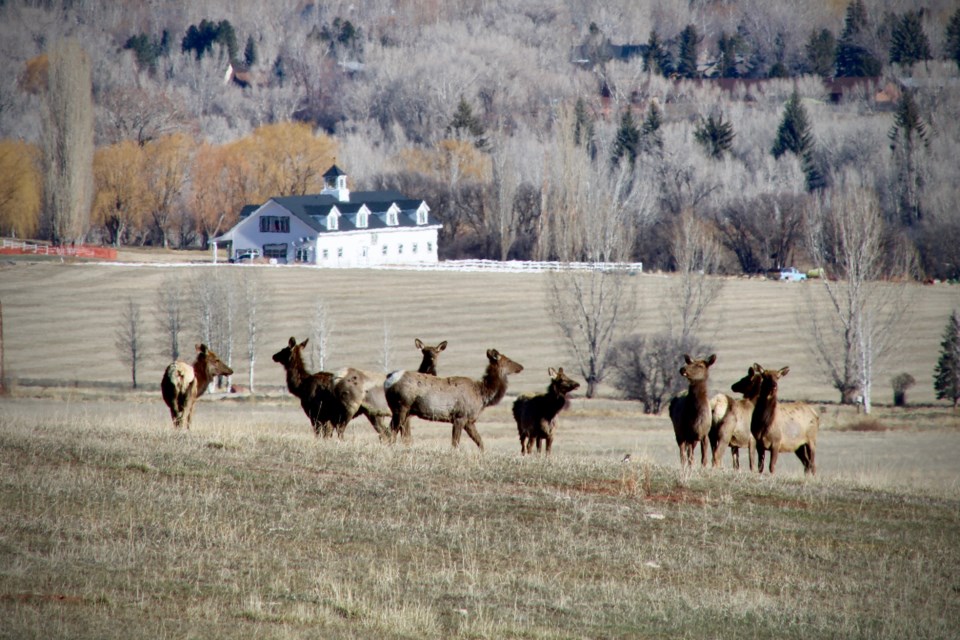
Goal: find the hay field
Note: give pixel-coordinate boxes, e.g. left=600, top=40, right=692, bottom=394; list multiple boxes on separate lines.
left=2, top=254, right=960, bottom=638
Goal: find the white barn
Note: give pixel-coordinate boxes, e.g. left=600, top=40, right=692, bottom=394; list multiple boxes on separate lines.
left=212, top=165, right=442, bottom=266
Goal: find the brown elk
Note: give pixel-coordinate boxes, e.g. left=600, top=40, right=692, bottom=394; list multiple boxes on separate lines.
left=709, top=365, right=760, bottom=470
left=272, top=337, right=384, bottom=439
left=384, top=349, right=524, bottom=450
left=161, top=343, right=234, bottom=429
left=750, top=365, right=819, bottom=475
left=513, top=367, right=580, bottom=455
left=668, top=354, right=717, bottom=468
left=415, top=338, right=447, bottom=375
left=331, top=367, right=392, bottom=439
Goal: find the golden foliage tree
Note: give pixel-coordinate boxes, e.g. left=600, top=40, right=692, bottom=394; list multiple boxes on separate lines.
left=241, top=122, right=337, bottom=199
left=0, top=140, right=41, bottom=239
left=142, top=133, right=195, bottom=248
left=92, top=140, right=147, bottom=246
left=190, top=141, right=253, bottom=245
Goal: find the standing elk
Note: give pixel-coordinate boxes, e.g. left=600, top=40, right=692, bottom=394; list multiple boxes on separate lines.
left=668, top=354, right=717, bottom=468
left=272, top=337, right=385, bottom=439
left=750, top=365, right=819, bottom=475
left=384, top=349, right=524, bottom=450
left=161, top=343, right=234, bottom=429
left=709, top=365, right=760, bottom=470
left=513, top=367, right=580, bottom=455
left=415, top=338, right=447, bottom=375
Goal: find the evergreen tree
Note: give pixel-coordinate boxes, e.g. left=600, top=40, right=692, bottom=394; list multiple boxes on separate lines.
left=643, top=29, right=672, bottom=76
left=447, top=96, right=488, bottom=150
left=933, top=310, right=960, bottom=408
left=611, top=109, right=640, bottom=167
left=836, top=0, right=882, bottom=77
left=890, top=11, right=932, bottom=68
left=694, top=111, right=734, bottom=159
left=888, top=90, right=929, bottom=225
left=677, top=25, right=701, bottom=79
left=717, top=31, right=743, bottom=78
left=244, top=35, right=258, bottom=67
left=772, top=91, right=823, bottom=192
left=573, top=97, right=595, bottom=151
left=805, top=28, right=837, bottom=77
left=767, top=33, right=789, bottom=78
left=947, top=8, right=960, bottom=71
left=639, top=102, right=663, bottom=154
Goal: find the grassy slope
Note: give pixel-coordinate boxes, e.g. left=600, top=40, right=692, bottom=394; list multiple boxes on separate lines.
left=1, top=401, right=958, bottom=640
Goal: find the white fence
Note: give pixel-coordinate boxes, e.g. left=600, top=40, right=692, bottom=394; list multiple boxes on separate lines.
left=374, top=259, right=644, bottom=274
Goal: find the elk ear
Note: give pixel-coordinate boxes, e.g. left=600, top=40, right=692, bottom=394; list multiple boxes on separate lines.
left=197, top=343, right=206, bottom=353
left=300, top=338, right=309, bottom=349
left=752, top=363, right=763, bottom=373
left=548, top=367, right=557, bottom=378
left=779, top=366, right=790, bottom=377
left=683, top=354, right=693, bottom=364
left=415, top=338, right=424, bottom=349
left=706, top=354, right=717, bottom=366
left=288, top=337, right=297, bottom=348
left=437, top=341, right=447, bottom=352
left=487, top=349, right=499, bottom=361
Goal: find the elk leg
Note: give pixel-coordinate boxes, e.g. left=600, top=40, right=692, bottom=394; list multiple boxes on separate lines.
left=451, top=420, right=464, bottom=448
left=730, top=446, right=740, bottom=470
left=748, top=441, right=756, bottom=472
left=462, top=421, right=484, bottom=451
left=699, top=436, right=708, bottom=467
left=769, top=448, right=779, bottom=474
left=545, top=435, right=553, bottom=455
left=757, top=447, right=766, bottom=474
left=806, top=443, right=816, bottom=475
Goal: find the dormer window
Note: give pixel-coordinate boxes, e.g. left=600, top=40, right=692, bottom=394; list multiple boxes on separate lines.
left=416, top=208, right=428, bottom=225
left=357, top=211, right=368, bottom=228
left=386, top=210, right=398, bottom=226
left=327, top=212, right=339, bottom=231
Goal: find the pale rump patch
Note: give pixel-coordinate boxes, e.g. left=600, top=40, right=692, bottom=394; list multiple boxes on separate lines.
left=384, top=370, right=405, bottom=388
left=167, top=361, right=195, bottom=386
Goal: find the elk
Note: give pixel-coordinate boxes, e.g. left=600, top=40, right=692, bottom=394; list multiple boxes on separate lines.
left=384, top=349, right=524, bottom=450
left=750, top=365, right=819, bottom=475
left=709, top=365, right=760, bottom=470
left=513, top=367, right=580, bottom=455
left=331, top=367, right=392, bottom=439
left=668, top=354, right=717, bottom=468
left=272, top=337, right=382, bottom=439
left=415, top=338, right=447, bottom=375
left=161, top=343, right=233, bottom=429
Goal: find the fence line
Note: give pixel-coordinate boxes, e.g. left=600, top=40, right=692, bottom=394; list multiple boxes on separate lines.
left=0, top=239, right=117, bottom=260
left=372, top=259, right=644, bottom=274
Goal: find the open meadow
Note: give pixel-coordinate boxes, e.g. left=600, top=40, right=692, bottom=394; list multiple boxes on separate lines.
left=1, top=252, right=960, bottom=638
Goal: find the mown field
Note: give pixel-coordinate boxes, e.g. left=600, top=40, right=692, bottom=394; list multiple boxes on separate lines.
left=1, top=252, right=960, bottom=638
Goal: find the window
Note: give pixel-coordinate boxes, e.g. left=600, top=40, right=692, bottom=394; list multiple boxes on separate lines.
left=412, top=243, right=418, bottom=254
left=262, top=243, right=288, bottom=261
left=417, top=209, right=428, bottom=224
left=427, top=242, right=434, bottom=253
left=398, top=244, right=404, bottom=255
left=357, top=211, right=368, bottom=228
left=260, top=216, right=290, bottom=233
left=382, top=245, right=388, bottom=256
left=327, top=213, right=338, bottom=231
left=362, top=246, right=369, bottom=258
left=337, top=247, right=343, bottom=258
left=295, top=247, right=311, bottom=262
left=387, top=211, right=398, bottom=226
left=322, top=248, right=329, bottom=260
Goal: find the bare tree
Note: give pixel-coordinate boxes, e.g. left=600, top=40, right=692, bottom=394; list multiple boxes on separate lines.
left=240, top=272, right=266, bottom=392
left=379, top=319, right=392, bottom=372
left=192, top=269, right=237, bottom=392
left=805, top=176, right=914, bottom=412
left=155, top=273, right=187, bottom=361
left=115, top=298, right=145, bottom=389
left=40, top=38, right=94, bottom=245
left=489, top=132, right=521, bottom=260
left=665, top=209, right=725, bottom=343
left=310, top=299, right=333, bottom=371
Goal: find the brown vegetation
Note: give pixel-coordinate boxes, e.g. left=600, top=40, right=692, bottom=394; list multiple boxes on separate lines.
left=668, top=354, right=717, bottom=468
left=751, top=365, right=820, bottom=475
left=160, top=343, right=233, bottom=429
left=384, top=349, right=523, bottom=449
left=512, top=367, right=580, bottom=455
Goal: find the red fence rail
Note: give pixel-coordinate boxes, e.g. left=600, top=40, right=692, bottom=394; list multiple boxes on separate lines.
left=0, top=239, right=117, bottom=260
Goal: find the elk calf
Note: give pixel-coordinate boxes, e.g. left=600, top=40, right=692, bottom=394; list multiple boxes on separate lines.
left=709, top=365, right=759, bottom=470
left=161, top=343, right=233, bottom=429
left=668, top=354, right=716, bottom=468
left=415, top=338, right=447, bottom=375
left=750, top=365, right=819, bottom=475
left=513, top=367, right=580, bottom=455
left=384, top=349, right=523, bottom=450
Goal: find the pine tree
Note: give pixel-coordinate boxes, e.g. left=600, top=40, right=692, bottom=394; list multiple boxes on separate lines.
left=890, top=11, right=932, bottom=68
left=694, top=112, right=734, bottom=159
left=644, top=29, right=672, bottom=76
left=717, top=31, right=742, bottom=78
left=447, top=96, right=488, bottom=150
left=772, top=90, right=823, bottom=192
left=244, top=35, right=258, bottom=67
left=836, top=0, right=882, bottom=77
left=934, top=310, right=960, bottom=408
left=573, top=97, right=594, bottom=150
left=805, top=28, right=837, bottom=77
left=640, top=102, right=663, bottom=153
left=947, top=8, right=960, bottom=71
left=611, top=109, right=640, bottom=167
left=677, top=25, right=701, bottom=79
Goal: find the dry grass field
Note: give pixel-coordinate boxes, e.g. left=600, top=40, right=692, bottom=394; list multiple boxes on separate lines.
left=1, top=251, right=960, bottom=638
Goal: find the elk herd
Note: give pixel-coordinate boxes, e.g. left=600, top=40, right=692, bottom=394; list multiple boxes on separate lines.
left=161, top=340, right=819, bottom=475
